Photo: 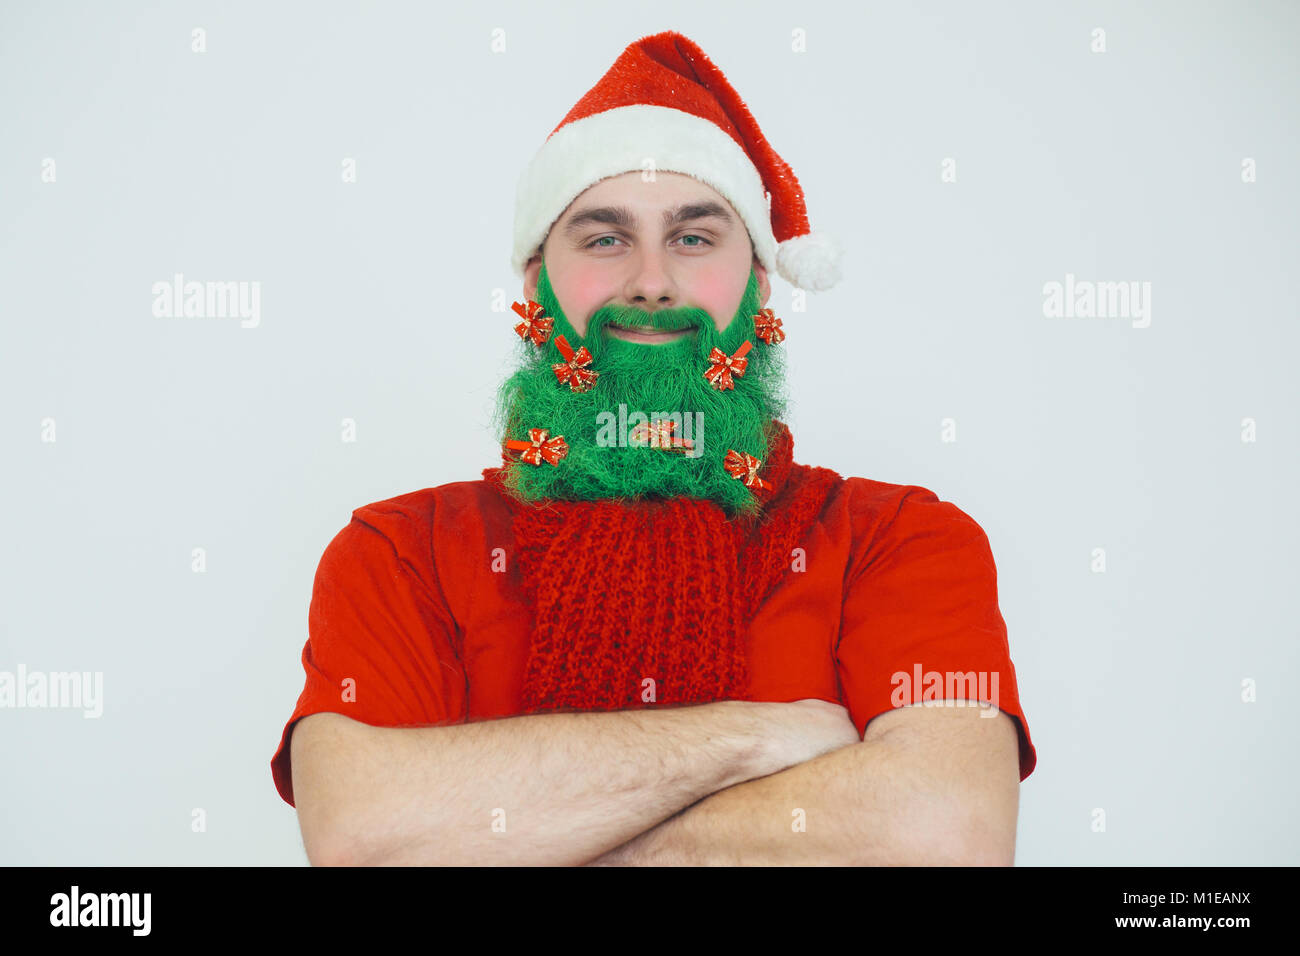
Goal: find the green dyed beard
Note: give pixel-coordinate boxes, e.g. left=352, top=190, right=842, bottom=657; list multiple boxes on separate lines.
left=492, top=260, right=788, bottom=516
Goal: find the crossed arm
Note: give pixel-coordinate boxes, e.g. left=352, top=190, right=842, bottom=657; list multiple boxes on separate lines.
left=582, top=703, right=1022, bottom=866
left=292, top=697, right=1021, bottom=865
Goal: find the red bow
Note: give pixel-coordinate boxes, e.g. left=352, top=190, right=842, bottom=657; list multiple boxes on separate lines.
left=505, top=428, right=569, bottom=466
left=703, top=340, right=753, bottom=391
left=754, top=309, right=785, bottom=345
left=511, top=300, right=553, bottom=346
left=552, top=335, right=599, bottom=392
left=629, top=418, right=695, bottom=453
left=723, top=449, right=771, bottom=490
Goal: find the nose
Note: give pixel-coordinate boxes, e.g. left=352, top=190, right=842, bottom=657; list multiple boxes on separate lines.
left=622, top=246, right=678, bottom=311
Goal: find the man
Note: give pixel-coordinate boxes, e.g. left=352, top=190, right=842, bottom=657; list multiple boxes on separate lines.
left=271, top=30, right=1037, bottom=866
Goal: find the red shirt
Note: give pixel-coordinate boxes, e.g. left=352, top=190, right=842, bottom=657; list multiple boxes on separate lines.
left=271, top=477, right=1037, bottom=807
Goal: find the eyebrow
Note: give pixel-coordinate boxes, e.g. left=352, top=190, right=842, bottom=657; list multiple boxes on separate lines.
left=562, top=201, right=734, bottom=237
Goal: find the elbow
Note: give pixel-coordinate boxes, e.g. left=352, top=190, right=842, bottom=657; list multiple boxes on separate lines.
left=963, top=843, right=1016, bottom=867
left=914, top=812, right=1017, bottom=867
left=296, top=794, right=392, bottom=867
left=299, top=814, right=358, bottom=867
left=916, top=775, right=1020, bottom=867
left=885, top=831, right=1013, bottom=867
left=882, top=792, right=1017, bottom=867
left=925, top=833, right=1015, bottom=867
left=303, top=825, right=398, bottom=867
left=302, top=817, right=463, bottom=867
left=301, top=811, right=420, bottom=866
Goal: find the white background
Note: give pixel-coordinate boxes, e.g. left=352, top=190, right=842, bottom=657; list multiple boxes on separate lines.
left=2, top=0, right=1297, bottom=865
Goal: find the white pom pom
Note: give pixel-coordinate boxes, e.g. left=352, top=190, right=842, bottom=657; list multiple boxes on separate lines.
left=775, top=233, right=843, bottom=291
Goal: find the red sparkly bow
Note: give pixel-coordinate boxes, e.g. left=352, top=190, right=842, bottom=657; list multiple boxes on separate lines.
left=511, top=300, right=553, bottom=346
left=723, top=448, right=771, bottom=490
left=754, top=309, right=785, bottom=345
left=703, top=340, right=753, bottom=391
left=552, top=335, right=599, bottom=392
left=505, top=428, right=569, bottom=466
left=629, top=418, right=695, bottom=453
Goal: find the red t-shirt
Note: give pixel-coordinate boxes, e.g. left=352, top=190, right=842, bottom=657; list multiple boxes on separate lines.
left=271, top=477, right=1037, bottom=807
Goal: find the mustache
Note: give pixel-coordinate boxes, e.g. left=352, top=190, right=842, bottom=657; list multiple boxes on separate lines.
left=586, top=303, right=714, bottom=337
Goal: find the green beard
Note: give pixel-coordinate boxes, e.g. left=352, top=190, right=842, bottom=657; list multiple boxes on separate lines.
left=491, top=259, right=788, bottom=516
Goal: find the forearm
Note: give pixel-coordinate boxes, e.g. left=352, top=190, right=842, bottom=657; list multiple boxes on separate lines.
left=303, top=701, right=782, bottom=866
left=585, top=734, right=976, bottom=866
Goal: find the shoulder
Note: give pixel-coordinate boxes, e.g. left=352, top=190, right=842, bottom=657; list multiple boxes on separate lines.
left=816, top=474, right=998, bottom=577
left=348, top=479, right=510, bottom=536
left=823, top=473, right=990, bottom=533
left=311, top=480, right=512, bottom=611
left=322, top=479, right=512, bottom=574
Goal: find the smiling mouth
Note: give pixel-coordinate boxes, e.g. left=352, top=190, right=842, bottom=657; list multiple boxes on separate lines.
left=606, top=323, right=694, bottom=341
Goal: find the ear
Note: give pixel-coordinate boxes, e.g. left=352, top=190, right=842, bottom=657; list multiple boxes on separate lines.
left=523, top=252, right=542, bottom=301
left=753, top=255, right=772, bottom=308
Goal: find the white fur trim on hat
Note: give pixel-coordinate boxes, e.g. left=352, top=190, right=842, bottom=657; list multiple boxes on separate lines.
left=776, top=232, right=844, bottom=292
left=512, top=104, right=777, bottom=280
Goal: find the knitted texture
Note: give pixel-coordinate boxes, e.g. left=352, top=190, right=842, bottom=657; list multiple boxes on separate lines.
left=481, top=420, right=844, bottom=713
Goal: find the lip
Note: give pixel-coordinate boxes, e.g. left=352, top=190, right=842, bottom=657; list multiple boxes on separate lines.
left=605, top=323, right=693, bottom=344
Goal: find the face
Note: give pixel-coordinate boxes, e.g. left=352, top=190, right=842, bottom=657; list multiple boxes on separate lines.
left=524, top=171, right=771, bottom=341
left=496, top=171, right=787, bottom=515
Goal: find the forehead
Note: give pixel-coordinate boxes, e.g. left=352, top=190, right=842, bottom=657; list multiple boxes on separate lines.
left=559, top=171, right=732, bottom=219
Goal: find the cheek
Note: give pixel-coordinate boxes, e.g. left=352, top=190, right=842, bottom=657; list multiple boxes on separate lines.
left=690, top=272, right=747, bottom=329
left=553, top=266, right=609, bottom=334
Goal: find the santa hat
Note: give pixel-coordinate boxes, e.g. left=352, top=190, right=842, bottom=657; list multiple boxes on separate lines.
left=512, top=31, right=843, bottom=292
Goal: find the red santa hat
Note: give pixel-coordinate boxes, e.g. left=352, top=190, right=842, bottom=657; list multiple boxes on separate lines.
left=512, top=31, right=843, bottom=292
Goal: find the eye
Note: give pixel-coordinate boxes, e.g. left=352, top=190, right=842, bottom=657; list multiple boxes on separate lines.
left=584, top=235, right=624, bottom=249
left=675, top=234, right=713, bottom=247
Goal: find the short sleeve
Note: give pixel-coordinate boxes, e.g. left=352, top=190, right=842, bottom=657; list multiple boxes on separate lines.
left=836, top=482, right=1037, bottom=781
left=270, top=502, right=468, bottom=807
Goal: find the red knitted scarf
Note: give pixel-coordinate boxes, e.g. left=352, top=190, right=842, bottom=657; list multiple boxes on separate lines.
left=481, top=421, right=844, bottom=714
